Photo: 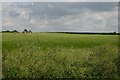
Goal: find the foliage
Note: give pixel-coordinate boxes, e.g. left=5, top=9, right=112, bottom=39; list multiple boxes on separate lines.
left=2, top=33, right=119, bottom=78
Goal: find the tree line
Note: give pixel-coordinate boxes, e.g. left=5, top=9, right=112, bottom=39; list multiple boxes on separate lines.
left=2, top=29, right=119, bottom=35
left=48, top=32, right=119, bottom=35
left=2, top=29, right=32, bottom=33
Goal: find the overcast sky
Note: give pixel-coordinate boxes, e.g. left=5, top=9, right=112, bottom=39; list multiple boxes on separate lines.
left=1, top=0, right=119, bottom=2
left=2, top=2, right=118, bottom=32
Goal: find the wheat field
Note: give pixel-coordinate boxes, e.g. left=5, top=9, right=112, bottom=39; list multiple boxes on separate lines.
left=2, top=33, right=119, bottom=78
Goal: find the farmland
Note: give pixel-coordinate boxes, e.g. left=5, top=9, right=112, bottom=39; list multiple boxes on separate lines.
left=2, top=33, right=119, bottom=78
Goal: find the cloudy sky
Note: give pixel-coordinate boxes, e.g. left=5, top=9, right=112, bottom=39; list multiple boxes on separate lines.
left=1, top=0, right=119, bottom=2
left=2, top=2, right=118, bottom=32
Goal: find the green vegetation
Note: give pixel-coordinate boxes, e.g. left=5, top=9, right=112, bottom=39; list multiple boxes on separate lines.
left=2, top=33, right=119, bottom=78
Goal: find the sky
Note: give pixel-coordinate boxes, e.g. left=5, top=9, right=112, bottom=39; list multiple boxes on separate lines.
left=1, top=0, right=119, bottom=2
left=2, top=1, right=118, bottom=32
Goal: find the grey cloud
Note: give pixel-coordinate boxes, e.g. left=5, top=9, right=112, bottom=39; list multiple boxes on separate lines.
left=29, top=2, right=118, bottom=19
left=6, top=2, right=117, bottom=19
left=1, top=0, right=119, bottom=2
left=2, top=2, right=118, bottom=32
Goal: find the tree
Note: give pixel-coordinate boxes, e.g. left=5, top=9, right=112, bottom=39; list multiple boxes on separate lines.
left=23, top=29, right=28, bottom=33
left=28, top=30, right=32, bottom=33
left=12, top=30, right=19, bottom=33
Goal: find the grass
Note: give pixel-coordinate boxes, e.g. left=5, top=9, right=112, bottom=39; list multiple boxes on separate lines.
left=2, top=33, right=119, bottom=78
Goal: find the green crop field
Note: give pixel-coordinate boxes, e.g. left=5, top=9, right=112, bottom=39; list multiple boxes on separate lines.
left=2, top=33, right=120, bottom=78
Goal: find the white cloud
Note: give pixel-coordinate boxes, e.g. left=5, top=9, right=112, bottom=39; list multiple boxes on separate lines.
left=49, top=8, right=118, bottom=32
left=19, top=9, right=31, bottom=20
left=48, top=4, right=54, bottom=9
left=2, top=2, right=118, bottom=32
left=31, top=2, right=34, bottom=5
